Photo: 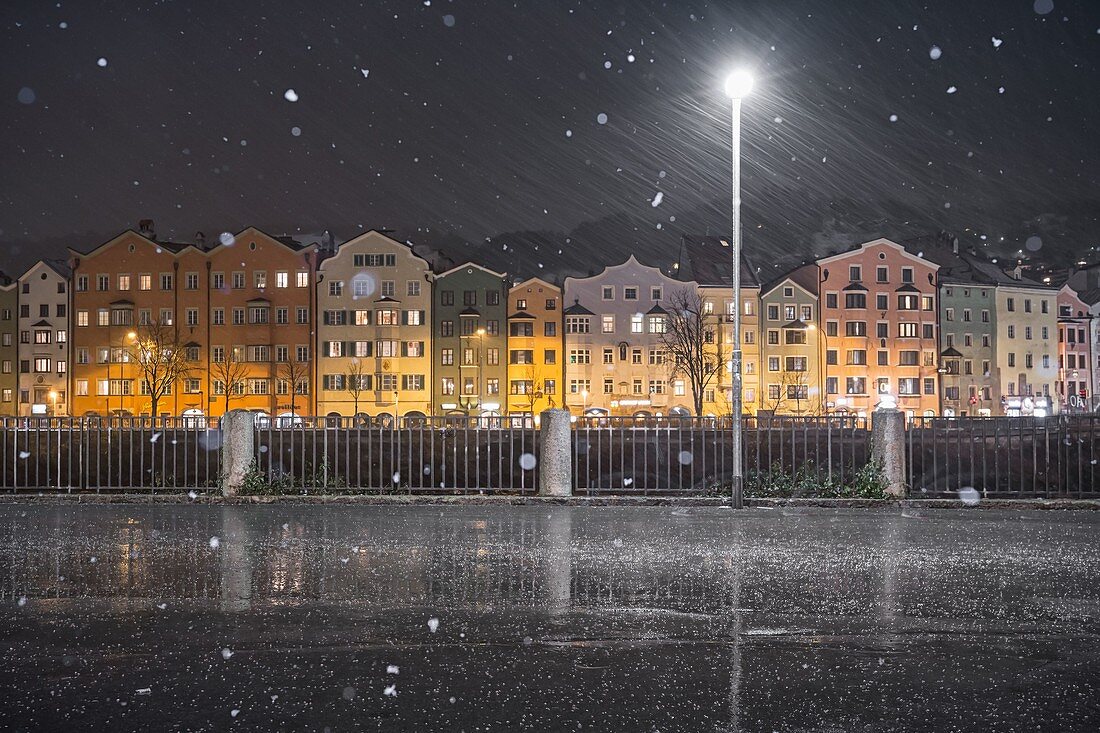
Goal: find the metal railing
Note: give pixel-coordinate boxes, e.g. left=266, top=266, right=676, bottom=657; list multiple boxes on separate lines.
left=907, top=416, right=1100, bottom=498
left=0, top=416, right=223, bottom=492
left=572, top=415, right=870, bottom=495
left=252, top=416, right=540, bottom=494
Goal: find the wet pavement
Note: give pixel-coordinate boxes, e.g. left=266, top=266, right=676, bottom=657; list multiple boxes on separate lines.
left=1, top=505, right=1099, bottom=731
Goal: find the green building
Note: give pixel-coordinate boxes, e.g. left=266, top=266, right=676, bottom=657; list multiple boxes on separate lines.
left=431, top=263, right=509, bottom=418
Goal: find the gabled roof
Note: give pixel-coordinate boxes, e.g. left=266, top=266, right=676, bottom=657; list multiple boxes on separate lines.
left=32, top=319, right=52, bottom=327
left=895, top=283, right=920, bottom=293
left=817, top=237, right=941, bottom=271
left=246, top=297, right=271, bottom=304
left=842, top=282, right=868, bottom=292
left=436, top=261, right=507, bottom=280
left=646, top=303, right=667, bottom=315
left=20, top=259, right=71, bottom=281
left=69, top=229, right=199, bottom=259
left=675, top=235, right=759, bottom=289
left=781, top=318, right=810, bottom=330
left=940, top=347, right=964, bottom=358
left=760, top=263, right=819, bottom=298
left=509, top=276, right=559, bottom=293
left=374, top=296, right=400, bottom=304
left=508, top=311, right=536, bottom=320
left=563, top=299, right=594, bottom=316
left=458, top=307, right=481, bottom=317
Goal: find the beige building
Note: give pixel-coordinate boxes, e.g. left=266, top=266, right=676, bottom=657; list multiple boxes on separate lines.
left=758, top=265, right=822, bottom=415
left=316, top=231, right=433, bottom=419
left=18, top=260, right=70, bottom=416
left=563, top=256, right=697, bottom=417
left=995, top=278, right=1058, bottom=415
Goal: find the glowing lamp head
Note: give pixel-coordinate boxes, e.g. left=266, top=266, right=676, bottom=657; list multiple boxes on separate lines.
left=724, top=70, right=754, bottom=99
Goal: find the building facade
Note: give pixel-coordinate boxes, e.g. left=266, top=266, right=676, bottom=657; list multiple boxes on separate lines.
left=70, top=228, right=209, bottom=417
left=506, top=278, right=562, bottom=419
left=938, top=279, right=997, bottom=417
left=674, top=236, right=761, bottom=416
left=17, top=260, right=70, bottom=416
left=759, top=265, right=822, bottom=415
left=432, top=263, right=509, bottom=418
left=563, top=256, right=697, bottom=416
left=1057, top=284, right=1093, bottom=413
left=0, top=274, right=17, bottom=415
left=316, top=231, right=433, bottom=419
left=818, top=239, right=940, bottom=418
left=206, top=228, right=318, bottom=418
left=994, top=280, right=1058, bottom=416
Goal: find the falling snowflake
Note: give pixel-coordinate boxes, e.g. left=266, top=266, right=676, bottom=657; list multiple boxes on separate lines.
left=991, top=37, right=1003, bottom=48
left=946, top=86, right=957, bottom=94
left=651, top=191, right=663, bottom=207
left=889, top=114, right=898, bottom=122
left=596, top=112, right=608, bottom=125
left=427, top=617, right=440, bottom=633
left=97, top=57, right=108, bottom=67
left=929, top=46, right=942, bottom=60
left=283, top=88, right=299, bottom=102
left=209, top=536, right=221, bottom=549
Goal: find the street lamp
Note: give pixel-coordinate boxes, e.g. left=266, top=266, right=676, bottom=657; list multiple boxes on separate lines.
left=725, top=68, right=752, bottom=509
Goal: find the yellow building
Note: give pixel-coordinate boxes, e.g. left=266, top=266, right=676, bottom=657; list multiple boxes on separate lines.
left=506, top=278, right=562, bottom=419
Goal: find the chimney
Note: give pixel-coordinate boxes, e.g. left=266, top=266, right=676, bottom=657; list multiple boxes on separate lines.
left=194, top=231, right=206, bottom=248
left=138, top=219, right=156, bottom=240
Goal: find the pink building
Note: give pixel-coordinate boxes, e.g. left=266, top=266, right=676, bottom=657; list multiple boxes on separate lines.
left=817, top=239, right=940, bottom=418
left=1057, top=284, right=1094, bottom=412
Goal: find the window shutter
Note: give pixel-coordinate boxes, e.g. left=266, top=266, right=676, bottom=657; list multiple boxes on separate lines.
left=419, top=310, right=426, bottom=325
left=401, top=342, right=409, bottom=357
left=401, top=310, right=409, bottom=326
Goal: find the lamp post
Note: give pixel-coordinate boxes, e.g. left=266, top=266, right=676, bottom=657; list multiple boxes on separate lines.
left=725, top=69, right=752, bottom=509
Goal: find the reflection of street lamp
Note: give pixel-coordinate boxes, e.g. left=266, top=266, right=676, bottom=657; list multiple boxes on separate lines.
left=581, top=389, right=588, bottom=416
left=48, top=389, right=58, bottom=417
left=109, top=328, right=137, bottom=417
left=725, top=68, right=752, bottom=510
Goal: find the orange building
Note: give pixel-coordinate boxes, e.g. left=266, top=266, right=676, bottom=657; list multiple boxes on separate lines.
left=70, top=225, right=211, bottom=417
left=817, top=239, right=940, bottom=418
left=70, top=223, right=319, bottom=419
left=206, top=227, right=319, bottom=419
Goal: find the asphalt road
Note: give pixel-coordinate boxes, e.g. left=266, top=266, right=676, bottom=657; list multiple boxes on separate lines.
left=1, top=504, right=1099, bottom=731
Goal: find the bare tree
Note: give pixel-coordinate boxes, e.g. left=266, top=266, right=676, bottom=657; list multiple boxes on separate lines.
left=658, top=289, right=727, bottom=416
left=344, top=359, right=369, bottom=415
left=128, top=319, right=190, bottom=418
left=211, top=348, right=249, bottom=415
left=278, top=358, right=311, bottom=415
left=766, top=369, right=812, bottom=415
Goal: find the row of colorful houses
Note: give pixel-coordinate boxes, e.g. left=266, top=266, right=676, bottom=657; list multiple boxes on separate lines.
left=0, top=223, right=1095, bottom=421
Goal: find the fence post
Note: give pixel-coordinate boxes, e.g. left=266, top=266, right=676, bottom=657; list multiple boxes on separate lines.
left=538, top=409, right=572, bottom=497
left=221, top=410, right=256, bottom=497
left=871, top=408, right=906, bottom=498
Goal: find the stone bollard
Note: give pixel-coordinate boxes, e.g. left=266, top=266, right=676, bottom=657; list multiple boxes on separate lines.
left=220, top=409, right=256, bottom=497
left=538, top=409, right=572, bottom=497
left=871, top=408, right=907, bottom=498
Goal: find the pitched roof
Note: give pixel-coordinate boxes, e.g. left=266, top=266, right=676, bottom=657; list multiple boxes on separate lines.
left=563, top=299, right=594, bottom=316
left=760, top=263, right=819, bottom=297
left=646, top=303, right=667, bottom=315
left=675, top=235, right=760, bottom=288
left=508, top=311, right=536, bottom=320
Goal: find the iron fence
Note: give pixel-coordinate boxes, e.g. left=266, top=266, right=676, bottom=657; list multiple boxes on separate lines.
left=252, top=416, right=540, bottom=494
left=572, top=415, right=870, bottom=495
left=906, top=416, right=1100, bottom=498
left=0, top=416, right=223, bottom=493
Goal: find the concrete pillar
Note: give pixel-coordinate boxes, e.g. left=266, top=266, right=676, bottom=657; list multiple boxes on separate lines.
left=538, top=408, right=572, bottom=497
left=871, top=408, right=906, bottom=498
left=220, top=409, right=255, bottom=497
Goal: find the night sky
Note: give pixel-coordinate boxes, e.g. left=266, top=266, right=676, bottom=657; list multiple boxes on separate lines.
left=2, top=0, right=1099, bottom=278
